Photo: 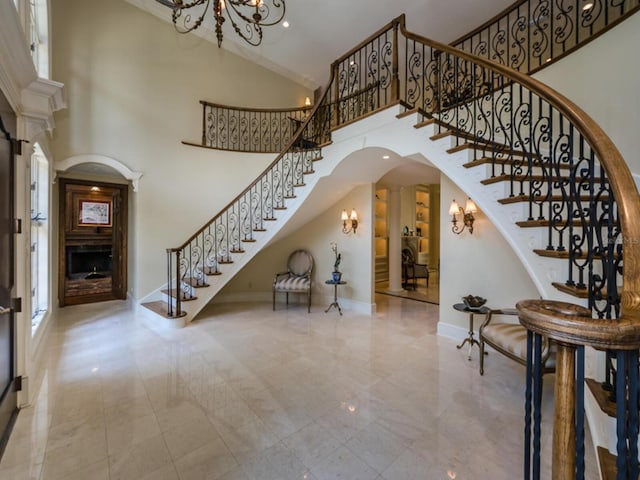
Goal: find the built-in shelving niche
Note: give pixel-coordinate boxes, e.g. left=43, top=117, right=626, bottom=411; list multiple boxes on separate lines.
left=58, top=178, right=128, bottom=306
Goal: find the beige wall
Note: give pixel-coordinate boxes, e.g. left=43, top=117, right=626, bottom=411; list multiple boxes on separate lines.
left=50, top=0, right=311, bottom=298
left=439, top=175, right=539, bottom=335
left=221, top=184, right=375, bottom=312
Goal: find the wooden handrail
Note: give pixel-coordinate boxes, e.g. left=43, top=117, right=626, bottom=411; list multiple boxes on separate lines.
left=199, top=100, right=313, bottom=114
left=397, top=13, right=640, bottom=325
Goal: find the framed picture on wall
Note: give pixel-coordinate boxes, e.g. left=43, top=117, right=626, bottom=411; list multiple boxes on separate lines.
left=78, top=199, right=112, bottom=227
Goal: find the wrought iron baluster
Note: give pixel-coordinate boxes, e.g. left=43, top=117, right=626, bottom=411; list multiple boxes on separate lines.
left=524, top=330, right=533, bottom=480
left=576, top=345, right=585, bottom=480
left=533, top=332, right=544, bottom=480
left=616, top=350, right=629, bottom=479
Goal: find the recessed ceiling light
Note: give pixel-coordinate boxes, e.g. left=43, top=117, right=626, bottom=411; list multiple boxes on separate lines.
left=282, top=20, right=290, bottom=28
left=383, top=155, right=390, bottom=159
left=582, top=2, right=594, bottom=10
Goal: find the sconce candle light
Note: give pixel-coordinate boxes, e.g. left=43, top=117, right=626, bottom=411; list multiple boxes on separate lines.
left=449, top=198, right=477, bottom=234
left=341, top=208, right=358, bottom=234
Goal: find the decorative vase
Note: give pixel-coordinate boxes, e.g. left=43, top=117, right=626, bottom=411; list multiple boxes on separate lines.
left=332, top=271, right=342, bottom=282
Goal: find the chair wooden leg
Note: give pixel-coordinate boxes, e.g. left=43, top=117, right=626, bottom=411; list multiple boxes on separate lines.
left=273, top=289, right=276, bottom=311
left=480, top=339, right=485, bottom=375
left=286, top=292, right=289, bottom=306
left=307, top=289, right=311, bottom=313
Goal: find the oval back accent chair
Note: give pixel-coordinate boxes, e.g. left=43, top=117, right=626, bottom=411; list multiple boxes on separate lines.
left=273, top=249, right=314, bottom=313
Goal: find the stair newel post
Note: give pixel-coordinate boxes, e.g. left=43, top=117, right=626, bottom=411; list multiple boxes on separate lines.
left=391, top=18, right=400, bottom=103
left=201, top=103, right=207, bottom=146
left=166, top=248, right=173, bottom=317
left=553, top=342, right=577, bottom=480
left=175, top=248, right=182, bottom=317
left=575, top=345, right=586, bottom=480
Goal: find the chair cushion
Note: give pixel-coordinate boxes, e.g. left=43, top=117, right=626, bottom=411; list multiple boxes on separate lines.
left=274, top=275, right=310, bottom=292
left=482, top=323, right=555, bottom=365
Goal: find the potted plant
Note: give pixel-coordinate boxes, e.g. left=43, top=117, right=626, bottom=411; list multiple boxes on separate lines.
left=330, top=242, right=342, bottom=282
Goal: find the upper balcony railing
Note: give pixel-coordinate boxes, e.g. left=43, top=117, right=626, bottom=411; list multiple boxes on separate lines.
left=195, top=101, right=312, bottom=153
left=451, top=0, right=640, bottom=74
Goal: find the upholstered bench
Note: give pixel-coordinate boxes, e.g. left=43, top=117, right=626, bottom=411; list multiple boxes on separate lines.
left=479, top=308, right=556, bottom=376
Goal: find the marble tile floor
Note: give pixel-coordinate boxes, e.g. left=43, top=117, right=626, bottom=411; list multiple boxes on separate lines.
left=375, top=280, right=439, bottom=305
left=0, top=295, right=598, bottom=479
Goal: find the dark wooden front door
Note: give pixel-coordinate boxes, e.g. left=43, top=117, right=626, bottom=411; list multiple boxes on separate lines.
left=0, top=95, right=18, bottom=454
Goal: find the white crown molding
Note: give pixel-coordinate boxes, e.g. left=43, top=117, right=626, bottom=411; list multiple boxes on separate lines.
left=54, top=154, right=144, bottom=192
left=21, top=77, right=66, bottom=137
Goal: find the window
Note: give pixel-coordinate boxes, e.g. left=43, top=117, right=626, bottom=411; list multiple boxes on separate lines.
left=31, top=144, right=49, bottom=333
left=28, top=0, right=49, bottom=78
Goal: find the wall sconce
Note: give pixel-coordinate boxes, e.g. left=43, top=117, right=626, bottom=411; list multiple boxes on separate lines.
left=341, top=208, right=358, bottom=234
left=304, top=96, right=312, bottom=107
left=449, top=198, right=477, bottom=234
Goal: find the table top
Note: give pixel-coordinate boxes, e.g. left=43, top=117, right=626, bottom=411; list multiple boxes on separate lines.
left=453, top=303, right=490, bottom=314
left=325, top=280, right=347, bottom=285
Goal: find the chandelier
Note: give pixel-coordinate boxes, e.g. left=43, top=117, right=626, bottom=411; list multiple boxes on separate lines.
left=155, top=0, right=286, bottom=47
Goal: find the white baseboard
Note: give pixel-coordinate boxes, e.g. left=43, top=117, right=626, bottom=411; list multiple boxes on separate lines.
left=437, top=321, right=471, bottom=343
left=211, top=291, right=375, bottom=316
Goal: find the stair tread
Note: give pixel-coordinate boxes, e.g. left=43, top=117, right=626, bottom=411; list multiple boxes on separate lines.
left=597, top=447, right=617, bottom=480
left=517, top=219, right=617, bottom=228
left=464, top=157, right=568, bottom=169
left=551, top=282, right=589, bottom=298
left=498, top=194, right=610, bottom=204
left=586, top=378, right=616, bottom=418
left=396, top=107, right=423, bottom=119
left=446, top=141, right=536, bottom=157
left=597, top=446, right=639, bottom=480
left=141, top=301, right=186, bottom=319
left=482, top=174, right=602, bottom=185
left=534, top=249, right=619, bottom=260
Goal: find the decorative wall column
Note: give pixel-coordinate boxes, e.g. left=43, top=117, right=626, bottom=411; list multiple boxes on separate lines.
left=387, top=186, right=404, bottom=293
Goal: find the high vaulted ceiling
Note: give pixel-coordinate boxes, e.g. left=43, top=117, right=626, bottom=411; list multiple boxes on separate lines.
left=126, top=0, right=516, bottom=89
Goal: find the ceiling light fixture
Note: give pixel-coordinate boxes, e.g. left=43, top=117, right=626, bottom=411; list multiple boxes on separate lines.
left=155, top=0, right=286, bottom=48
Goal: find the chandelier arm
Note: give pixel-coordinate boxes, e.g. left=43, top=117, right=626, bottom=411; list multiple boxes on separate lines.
left=224, top=1, right=285, bottom=28
left=170, top=0, right=210, bottom=34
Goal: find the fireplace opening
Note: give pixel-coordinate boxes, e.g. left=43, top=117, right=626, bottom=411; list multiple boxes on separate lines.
left=66, top=245, right=113, bottom=280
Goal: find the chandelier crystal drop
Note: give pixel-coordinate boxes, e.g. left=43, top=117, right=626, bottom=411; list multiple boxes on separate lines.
left=156, top=0, right=286, bottom=47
